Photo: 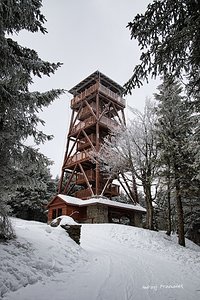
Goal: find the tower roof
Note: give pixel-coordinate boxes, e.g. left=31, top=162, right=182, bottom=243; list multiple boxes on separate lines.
left=68, top=70, right=125, bottom=96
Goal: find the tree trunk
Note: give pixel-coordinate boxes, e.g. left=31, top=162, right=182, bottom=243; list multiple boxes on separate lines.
left=131, top=171, right=139, bottom=203
left=143, top=180, right=154, bottom=230
left=166, top=176, right=172, bottom=236
left=148, top=201, right=154, bottom=230
left=175, top=173, right=185, bottom=247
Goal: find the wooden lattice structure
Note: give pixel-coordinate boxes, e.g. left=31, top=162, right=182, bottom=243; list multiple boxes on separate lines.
left=58, top=71, right=126, bottom=199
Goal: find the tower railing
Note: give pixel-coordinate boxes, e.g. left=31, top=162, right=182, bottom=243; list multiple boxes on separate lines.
left=76, top=169, right=96, bottom=184
left=64, top=150, right=92, bottom=168
left=70, top=82, right=126, bottom=108
left=99, top=115, right=119, bottom=130
left=69, top=116, right=96, bottom=136
left=74, top=183, right=119, bottom=199
left=71, top=83, right=98, bottom=108
left=69, top=115, right=119, bottom=136
left=77, top=133, right=97, bottom=151
left=98, top=83, right=126, bottom=107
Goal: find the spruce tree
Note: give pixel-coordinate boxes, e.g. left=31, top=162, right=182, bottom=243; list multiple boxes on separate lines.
left=8, top=155, right=59, bottom=222
left=125, top=0, right=200, bottom=99
left=0, top=0, right=64, bottom=239
left=154, top=77, right=196, bottom=246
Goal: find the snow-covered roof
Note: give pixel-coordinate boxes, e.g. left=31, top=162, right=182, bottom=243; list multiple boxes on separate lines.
left=57, top=194, right=146, bottom=213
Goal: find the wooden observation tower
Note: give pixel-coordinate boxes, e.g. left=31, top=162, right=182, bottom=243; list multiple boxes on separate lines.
left=58, top=71, right=126, bottom=199
left=47, top=71, right=146, bottom=224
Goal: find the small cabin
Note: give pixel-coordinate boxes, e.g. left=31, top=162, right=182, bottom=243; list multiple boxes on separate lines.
left=47, top=194, right=146, bottom=227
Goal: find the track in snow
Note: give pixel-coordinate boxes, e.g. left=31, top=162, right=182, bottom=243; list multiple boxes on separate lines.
left=79, top=224, right=199, bottom=300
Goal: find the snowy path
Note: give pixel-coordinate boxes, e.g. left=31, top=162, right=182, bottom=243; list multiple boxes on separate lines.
left=79, top=224, right=200, bottom=300
left=3, top=222, right=200, bottom=300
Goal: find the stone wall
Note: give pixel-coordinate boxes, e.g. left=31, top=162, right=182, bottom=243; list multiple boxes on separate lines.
left=61, top=224, right=82, bottom=244
left=120, top=211, right=143, bottom=227
left=87, top=204, right=108, bottom=223
left=134, top=212, right=143, bottom=228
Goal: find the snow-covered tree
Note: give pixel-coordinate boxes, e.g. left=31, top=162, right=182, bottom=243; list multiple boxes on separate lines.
left=8, top=154, right=59, bottom=222
left=126, top=101, right=159, bottom=230
left=125, top=0, right=200, bottom=100
left=154, top=76, right=198, bottom=246
left=0, top=0, right=64, bottom=239
left=91, top=129, right=139, bottom=204
left=92, top=100, right=158, bottom=230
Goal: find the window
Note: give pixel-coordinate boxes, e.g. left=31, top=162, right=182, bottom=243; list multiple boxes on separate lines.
left=57, top=208, right=62, bottom=217
left=52, top=209, right=56, bottom=220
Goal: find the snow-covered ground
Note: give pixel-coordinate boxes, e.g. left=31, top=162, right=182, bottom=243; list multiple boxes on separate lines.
left=1, top=218, right=200, bottom=300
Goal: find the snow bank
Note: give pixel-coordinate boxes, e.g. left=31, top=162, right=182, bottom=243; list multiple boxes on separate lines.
left=0, top=218, right=87, bottom=298
left=101, top=224, right=200, bottom=273
left=1, top=220, right=200, bottom=300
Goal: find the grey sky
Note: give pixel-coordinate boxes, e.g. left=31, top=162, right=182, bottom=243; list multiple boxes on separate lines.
left=15, top=0, right=159, bottom=178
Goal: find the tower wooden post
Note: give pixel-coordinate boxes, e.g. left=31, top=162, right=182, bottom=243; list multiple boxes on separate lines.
left=59, top=71, right=126, bottom=200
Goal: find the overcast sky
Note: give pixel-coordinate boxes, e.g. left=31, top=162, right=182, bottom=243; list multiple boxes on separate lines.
left=15, top=0, right=159, bottom=178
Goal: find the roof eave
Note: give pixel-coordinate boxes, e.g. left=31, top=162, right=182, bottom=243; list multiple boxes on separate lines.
left=68, top=70, right=125, bottom=96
